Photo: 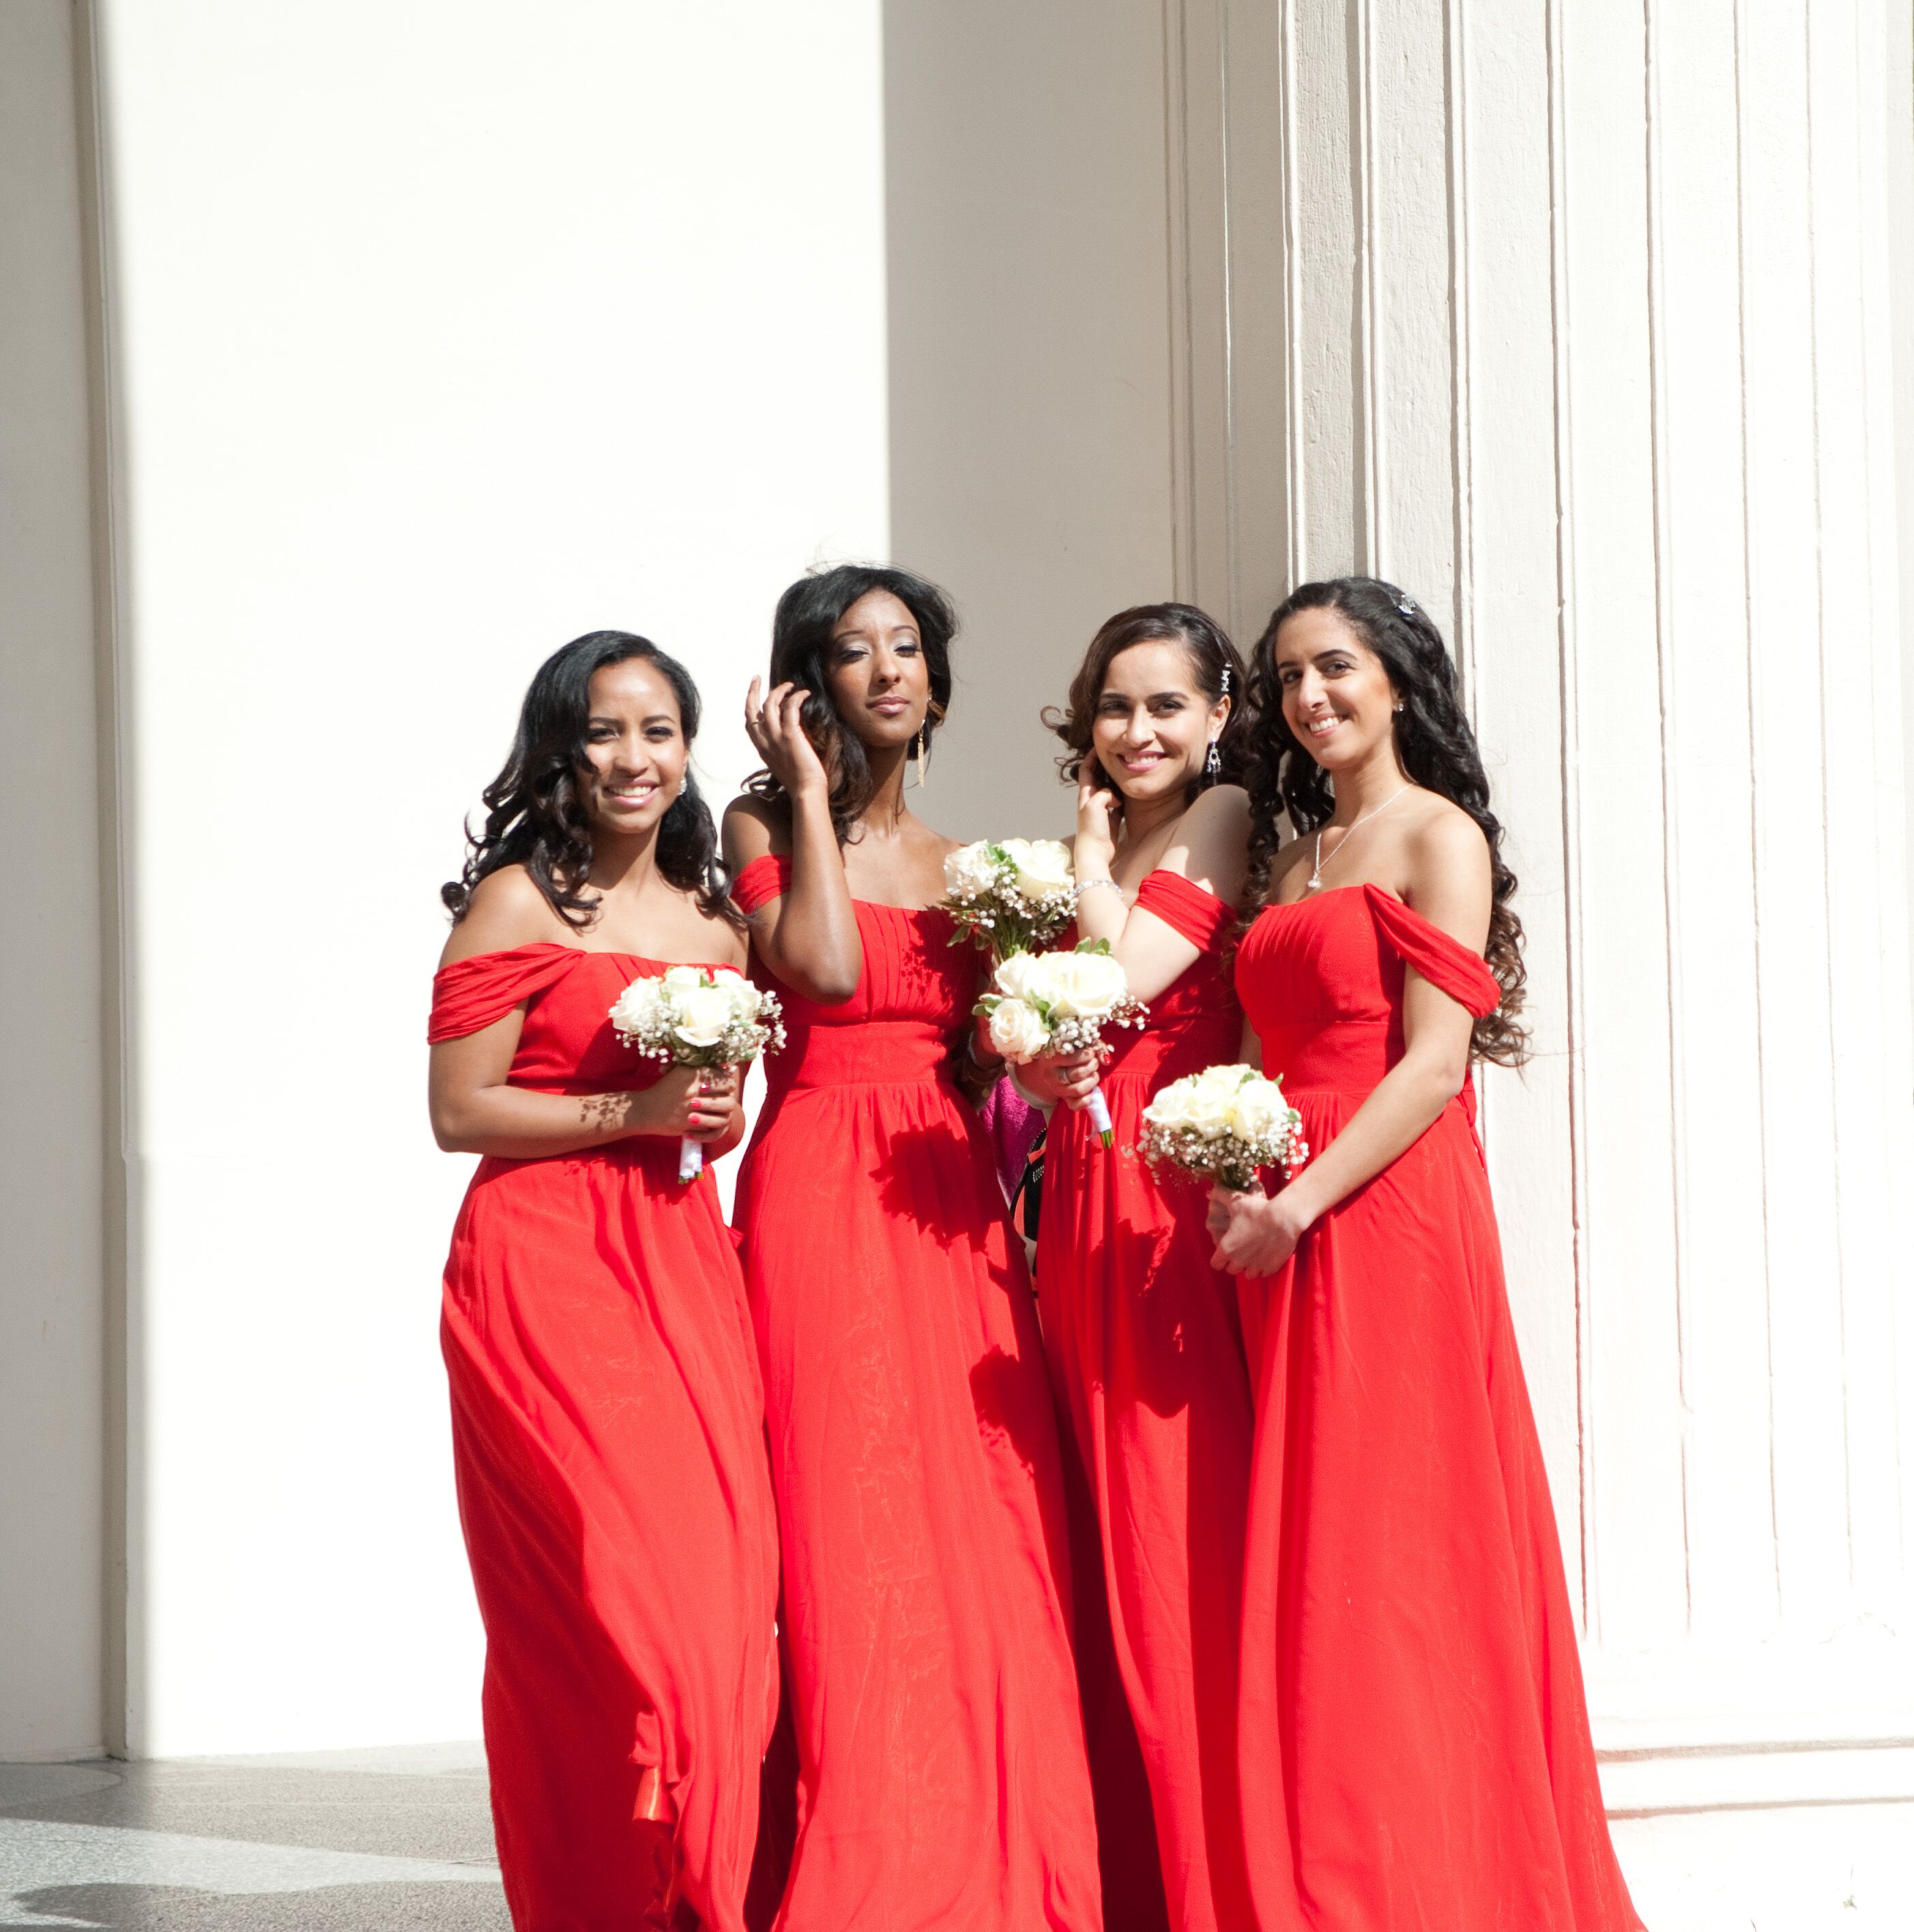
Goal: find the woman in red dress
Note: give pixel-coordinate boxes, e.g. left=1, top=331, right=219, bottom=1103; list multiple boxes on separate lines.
left=723, top=566, right=1102, bottom=1932
left=1208, top=579, right=1642, bottom=1929
left=429, top=632, right=779, bottom=1931
left=1019, top=605, right=1259, bottom=1932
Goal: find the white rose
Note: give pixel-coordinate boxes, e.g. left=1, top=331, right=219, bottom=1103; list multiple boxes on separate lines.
left=944, top=842, right=1003, bottom=898
left=1143, top=1079, right=1199, bottom=1132
left=999, top=837, right=1073, bottom=900
left=609, top=979, right=665, bottom=1034
left=992, top=951, right=1043, bottom=1001
left=1228, top=1077, right=1290, bottom=1143
left=662, top=964, right=706, bottom=993
left=671, top=984, right=735, bottom=1051
left=987, top=997, right=1051, bottom=1064
left=1182, top=1065, right=1247, bottom=1139
left=709, top=969, right=757, bottom=1021
left=1042, top=949, right=1131, bottom=1021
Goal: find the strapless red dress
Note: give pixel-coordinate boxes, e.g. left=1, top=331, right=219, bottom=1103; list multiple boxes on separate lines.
left=1232, top=886, right=1641, bottom=1930
left=431, top=946, right=779, bottom=1932
left=1036, top=873, right=1258, bottom=1932
left=730, top=855, right=1102, bottom=1932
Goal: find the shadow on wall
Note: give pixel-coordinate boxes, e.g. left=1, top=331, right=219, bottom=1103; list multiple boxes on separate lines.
left=882, top=0, right=1184, bottom=844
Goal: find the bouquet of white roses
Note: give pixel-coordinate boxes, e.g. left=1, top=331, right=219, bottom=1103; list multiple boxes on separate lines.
left=978, top=940, right=1146, bottom=1148
left=943, top=838, right=1078, bottom=961
left=1137, top=1063, right=1309, bottom=1192
left=609, top=965, right=786, bottom=1182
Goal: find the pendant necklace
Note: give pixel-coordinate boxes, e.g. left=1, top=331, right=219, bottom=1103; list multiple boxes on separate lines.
left=1305, top=784, right=1412, bottom=893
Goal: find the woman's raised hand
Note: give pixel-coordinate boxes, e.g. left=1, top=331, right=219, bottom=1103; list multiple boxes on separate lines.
left=1075, top=771, right=1122, bottom=874
left=746, top=677, right=829, bottom=800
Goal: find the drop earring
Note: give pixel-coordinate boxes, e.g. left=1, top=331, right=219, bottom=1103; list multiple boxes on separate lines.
left=916, top=720, right=931, bottom=789
left=1204, top=740, right=1221, bottom=782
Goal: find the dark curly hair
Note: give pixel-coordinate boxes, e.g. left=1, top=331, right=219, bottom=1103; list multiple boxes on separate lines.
left=1043, top=601, right=1251, bottom=799
left=744, top=564, right=957, bottom=847
left=443, top=630, right=737, bottom=929
left=1243, top=577, right=1527, bottom=1064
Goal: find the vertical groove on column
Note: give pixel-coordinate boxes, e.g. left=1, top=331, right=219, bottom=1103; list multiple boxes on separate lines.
left=1801, top=1, right=1858, bottom=1583
left=1641, top=0, right=1696, bottom=1629
left=1442, top=0, right=1478, bottom=717
left=1543, top=0, right=1594, bottom=1635
left=1216, top=1, right=1242, bottom=639
left=1842, top=0, right=1903, bottom=1585
left=1851, top=0, right=1912, bottom=1581
left=1278, top=0, right=1305, bottom=585
left=1729, top=0, right=1784, bottom=1613
left=1163, top=0, right=1198, bottom=603
left=1353, top=0, right=1384, bottom=574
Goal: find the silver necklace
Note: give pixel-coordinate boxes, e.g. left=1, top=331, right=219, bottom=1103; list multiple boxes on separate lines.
left=1306, top=784, right=1411, bottom=892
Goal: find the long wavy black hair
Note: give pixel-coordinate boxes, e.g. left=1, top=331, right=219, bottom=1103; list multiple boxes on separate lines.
left=1044, top=601, right=1251, bottom=801
left=1243, top=577, right=1527, bottom=1064
left=743, top=564, right=957, bottom=847
left=443, top=630, right=736, bottom=928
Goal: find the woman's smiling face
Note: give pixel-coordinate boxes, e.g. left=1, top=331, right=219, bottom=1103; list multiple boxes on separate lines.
left=1273, top=607, right=1398, bottom=774
left=1090, top=639, right=1226, bottom=802
left=577, top=657, right=688, bottom=837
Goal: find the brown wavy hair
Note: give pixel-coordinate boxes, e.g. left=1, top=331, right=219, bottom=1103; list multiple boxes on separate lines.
left=1044, top=601, right=1251, bottom=800
left=1243, top=577, right=1528, bottom=1065
left=744, top=564, right=957, bottom=847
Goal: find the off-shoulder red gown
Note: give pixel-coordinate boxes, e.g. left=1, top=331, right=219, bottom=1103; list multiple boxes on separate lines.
left=1036, top=872, right=1258, bottom=1932
left=730, top=855, right=1102, bottom=1932
left=1232, top=886, right=1641, bottom=1930
left=431, top=946, right=780, bottom=1932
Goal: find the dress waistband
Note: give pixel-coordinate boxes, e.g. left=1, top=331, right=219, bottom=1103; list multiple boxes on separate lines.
left=770, top=1019, right=953, bottom=1093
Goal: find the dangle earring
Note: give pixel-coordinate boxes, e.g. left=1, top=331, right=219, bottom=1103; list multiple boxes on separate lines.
left=1205, top=664, right=1230, bottom=782
left=915, top=720, right=931, bottom=789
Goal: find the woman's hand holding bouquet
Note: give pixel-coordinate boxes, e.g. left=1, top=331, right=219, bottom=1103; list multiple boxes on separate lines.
left=978, top=943, right=1146, bottom=1148
left=609, top=965, right=786, bottom=1182
left=1138, top=1064, right=1311, bottom=1274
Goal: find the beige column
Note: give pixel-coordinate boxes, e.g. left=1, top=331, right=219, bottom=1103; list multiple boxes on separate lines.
left=1170, top=0, right=1914, bottom=1824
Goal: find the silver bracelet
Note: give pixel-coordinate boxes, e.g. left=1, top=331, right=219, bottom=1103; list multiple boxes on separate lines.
left=1073, top=877, right=1123, bottom=901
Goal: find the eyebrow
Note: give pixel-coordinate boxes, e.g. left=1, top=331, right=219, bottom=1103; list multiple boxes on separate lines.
left=586, top=712, right=678, bottom=728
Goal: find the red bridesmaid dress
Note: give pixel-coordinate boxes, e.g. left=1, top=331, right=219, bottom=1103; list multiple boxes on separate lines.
left=730, top=855, right=1103, bottom=1932
left=431, top=944, right=780, bottom=1932
left=1232, top=886, right=1642, bottom=1931
left=1036, top=872, right=1258, bottom=1932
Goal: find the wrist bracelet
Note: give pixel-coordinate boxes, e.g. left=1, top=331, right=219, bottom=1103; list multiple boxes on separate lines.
left=1073, top=877, right=1122, bottom=901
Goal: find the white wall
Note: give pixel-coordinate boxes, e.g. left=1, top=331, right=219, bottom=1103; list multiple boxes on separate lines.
left=884, top=0, right=1184, bottom=843
left=89, top=0, right=889, bottom=1755
left=0, top=0, right=108, bottom=1763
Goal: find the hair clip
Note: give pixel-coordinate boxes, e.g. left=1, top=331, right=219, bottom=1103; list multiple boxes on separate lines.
left=1219, top=667, right=1231, bottom=696
left=1396, top=595, right=1418, bottom=617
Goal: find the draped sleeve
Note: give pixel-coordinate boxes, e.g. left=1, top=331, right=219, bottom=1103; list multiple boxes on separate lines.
left=731, top=854, right=793, bottom=917
left=1134, top=870, right=1236, bottom=954
left=1365, top=886, right=1501, bottom=1017
left=428, top=943, right=588, bottom=1042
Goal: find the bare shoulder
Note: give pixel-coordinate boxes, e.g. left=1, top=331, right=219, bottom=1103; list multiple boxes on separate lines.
left=721, top=794, right=792, bottom=868
left=1400, top=793, right=1492, bottom=946
left=1161, top=784, right=1251, bottom=899
left=439, top=865, right=571, bottom=967
left=1403, top=791, right=1490, bottom=882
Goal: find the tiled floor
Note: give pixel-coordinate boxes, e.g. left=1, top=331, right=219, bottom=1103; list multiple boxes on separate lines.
left=0, top=1748, right=507, bottom=1930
